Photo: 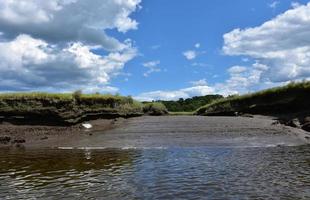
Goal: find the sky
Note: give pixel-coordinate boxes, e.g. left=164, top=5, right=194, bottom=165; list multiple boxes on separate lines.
left=0, top=0, right=310, bottom=101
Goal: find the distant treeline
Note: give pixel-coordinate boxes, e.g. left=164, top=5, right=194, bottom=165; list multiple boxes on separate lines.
left=150, top=95, right=223, bottom=112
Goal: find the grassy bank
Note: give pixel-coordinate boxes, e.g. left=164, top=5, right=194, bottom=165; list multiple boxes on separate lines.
left=196, top=81, right=310, bottom=116
left=168, top=111, right=194, bottom=116
left=142, top=102, right=168, bottom=116
left=0, top=92, right=144, bottom=125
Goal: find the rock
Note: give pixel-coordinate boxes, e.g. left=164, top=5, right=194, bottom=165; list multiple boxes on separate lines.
left=40, top=136, right=48, bottom=140
left=0, top=136, right=11, bottom=144
left=12, top=139, right=26, bottom=144
left=301, top=122, right=310, bottom=132
left=81, top=123, right=92, bottom=129
left=242, top=113, right=254, bottom=118
left=286, top=118, right=301, bottom=128
left=303, top=116, right=310, bottom=123
left=271, top=121, right=280, bottom=125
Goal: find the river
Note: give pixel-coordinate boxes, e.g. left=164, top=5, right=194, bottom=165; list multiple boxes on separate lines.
left=0, top=146, right=309, bottom=199
left=0, top=116, right=309, bottom=199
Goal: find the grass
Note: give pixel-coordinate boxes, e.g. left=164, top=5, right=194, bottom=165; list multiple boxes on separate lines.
left=168, top=111, right=194, bottom=116
left=0, top=92, right=144, bottom=125
left=196, top=81, right=310, bottom=116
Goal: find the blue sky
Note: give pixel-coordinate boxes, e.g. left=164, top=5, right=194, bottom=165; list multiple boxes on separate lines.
left=0, top=0, right=310, bottom=100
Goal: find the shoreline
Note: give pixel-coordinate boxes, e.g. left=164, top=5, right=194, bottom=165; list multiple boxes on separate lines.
left=0, top=117, right=128, bottom=149
left=0, top=115, right=309, bottom=149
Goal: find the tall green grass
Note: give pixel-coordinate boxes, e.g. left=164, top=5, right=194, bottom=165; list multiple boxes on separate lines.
left=196, top=81, right=310, bottom=115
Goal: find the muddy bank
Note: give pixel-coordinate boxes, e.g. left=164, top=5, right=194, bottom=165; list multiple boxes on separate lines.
left=0, top=118, right=127, bottom=148
left=1, top=116, right=309, bottom=149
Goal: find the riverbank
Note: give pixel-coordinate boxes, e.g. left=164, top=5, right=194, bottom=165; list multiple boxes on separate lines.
left=0, top=92, right=144, bottom=125
left=0, top=118, right=128, bottom=148
left=1, top=116, right=309, bottom=149
left=196, top=81, right=310, bottom=133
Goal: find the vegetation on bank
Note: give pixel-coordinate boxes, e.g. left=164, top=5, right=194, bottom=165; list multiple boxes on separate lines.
left=196, top=81, right=310, bottom=116
left=0, top=92, right=144, bottom=125
left=142, top=102, right=168, bottom=116
left=168, top=111, right=194, bottom=116
left=151, top=95, right=223, bottom=112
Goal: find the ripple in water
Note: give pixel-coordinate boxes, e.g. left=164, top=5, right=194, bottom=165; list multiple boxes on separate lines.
left=0, top=145, right=309, bottom=199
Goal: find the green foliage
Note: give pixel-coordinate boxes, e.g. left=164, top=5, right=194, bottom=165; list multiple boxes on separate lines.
left=143, top=102, right=168, bottom=116
left=157, top=95, right=223, bottom=112
left=196, top=81, right=310, bottom=115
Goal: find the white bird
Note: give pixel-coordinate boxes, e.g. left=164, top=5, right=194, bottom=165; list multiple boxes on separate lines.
left=82, top=123, right=93, bottom=129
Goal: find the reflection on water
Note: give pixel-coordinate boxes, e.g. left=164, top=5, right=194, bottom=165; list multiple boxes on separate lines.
left=0, top=145, right=309, bottom=199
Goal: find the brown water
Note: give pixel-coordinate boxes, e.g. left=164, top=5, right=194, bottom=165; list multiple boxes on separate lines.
left=0, top=145, right=309, bottom=199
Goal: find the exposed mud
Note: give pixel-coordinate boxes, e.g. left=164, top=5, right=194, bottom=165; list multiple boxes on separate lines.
left=1, top=116, right=308, bottom=149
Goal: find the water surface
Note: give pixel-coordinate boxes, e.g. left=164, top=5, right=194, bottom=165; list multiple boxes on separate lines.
left=0, top=145, right=309, bottom=199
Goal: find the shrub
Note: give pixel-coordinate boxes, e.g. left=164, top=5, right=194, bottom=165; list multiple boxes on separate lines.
left=73, top=90, right=82, bottom=100
left=143, top=102, right=168, bottom=116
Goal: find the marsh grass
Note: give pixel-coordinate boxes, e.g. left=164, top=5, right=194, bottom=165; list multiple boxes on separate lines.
left=0, top=92, right=144, bottom=124
left=196, top=81, right=310, bottom=115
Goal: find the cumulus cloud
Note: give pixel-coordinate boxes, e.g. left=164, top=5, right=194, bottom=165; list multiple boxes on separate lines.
left=0, top=34, right=136, bottom=92
left=228, top=66, right=247, bottom=74
left=135, top=85, right=215, bottom=101
left=269, top=1, right=280, bottom=9
left=0, top=0, right=141, bottom=92
left=135, top=63, right=274, bottom=101
left=223, top=2, right=310, bottom=83
left=0, top=0, right=141, bottom=50
left=136, top=2, right=310, bottom=101
left=183, top=43, right=206, bottom=60
left=183, top=50, right=197, bottom=60
left=143, top=60, right=161, bottom=77
left=190, top=79, right=208, bottom=86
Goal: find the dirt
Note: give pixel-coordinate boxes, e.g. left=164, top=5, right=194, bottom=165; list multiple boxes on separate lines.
left=1, top=116, right=309, bottom=149
left=0, top=118, right=126, bottom=148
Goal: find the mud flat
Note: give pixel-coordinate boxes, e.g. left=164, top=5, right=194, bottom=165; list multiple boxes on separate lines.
left=2, top=116, right=308, bottom=149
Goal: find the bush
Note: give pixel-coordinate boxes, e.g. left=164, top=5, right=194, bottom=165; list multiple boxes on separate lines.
left=143, top=102, right=168, bottom=116
left=73, top=90, right=82, bottom=100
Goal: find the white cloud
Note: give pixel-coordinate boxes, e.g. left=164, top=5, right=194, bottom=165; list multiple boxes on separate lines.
left=269, top=1, right=280, bottom=9
left=0, top=34, right=136, bottom=92
left=190, top=79, right=208, bottom=86
left=136, top=2, right=310, bottom=101
left=291, top=2, right=301, bottom=8
left=135, top=85, right=215, bottom=101
left=183, top=43, right=206, bottom=60
left=183, top=50, right=197, bottom=60
left=228, top=66, right=247, bottom=74
left=223, top=2, right=310, bottom=83
left=143, top=60, right=161, bottom=77
left=135, top=63, right=275, bottom=101
left=0, top=0, right=141, bottom=92
left=0, top=0, right=141, bottom=50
